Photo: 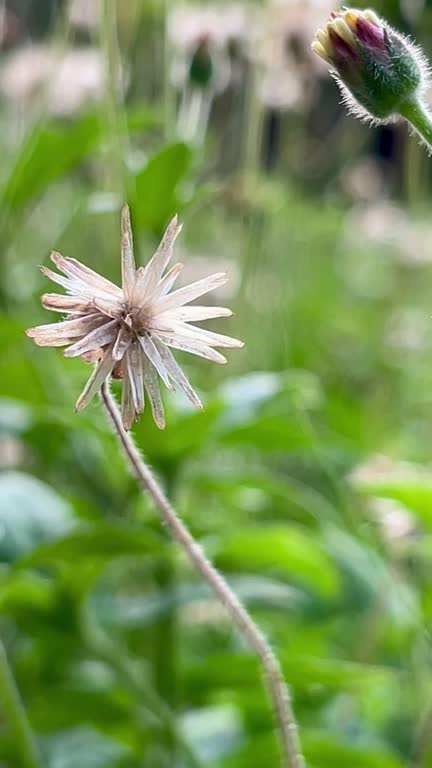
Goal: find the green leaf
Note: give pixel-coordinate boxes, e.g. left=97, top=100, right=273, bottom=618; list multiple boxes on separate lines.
left=132, top=142, right=192, bottom=234
left=217, top=731, right=405, bottom=768
left=219, top=370, right=322, bottom=428
left=43, top=727, right=132, bottom=768
left=21, top=522, right=161, bottom=568
left=215, top=525, right=340, bottom=597
left=0, top=471, right=74, bottom=562
left=93, top=575, right=305, bottom=629
left=220, top=415, right=313, bottom=452
left=1, top=107, right=159, bottom=213
left=304, top=730, right=405, bottom=768
left=355, top=475, right=432, bottom=527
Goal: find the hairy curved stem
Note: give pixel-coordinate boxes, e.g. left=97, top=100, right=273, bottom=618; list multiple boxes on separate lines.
left=0, top=639, right=40, bottom=768
left=100, top=381, right=305, bottom=768
left=400, top=99, right=432, bottom=151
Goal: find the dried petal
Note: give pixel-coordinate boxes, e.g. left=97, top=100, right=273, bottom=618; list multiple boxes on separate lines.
left=166, top=322, right=244, bottom=349
left=160, top=305, right=232, bottom=322
left=143, top=358, right=165, bottom=429
left=50, top=252, right=122, bottom=299
left=75, top=346, right=115, bottom=412
left=156, top=272, right=228, bottom=312
left=121, top=205, right=136, bottom=302
left=138, top=334, right=172, bottom=389
left=156, top=333, right=227, bottom=364
left=126, top=342, right=144, bottom=413
left=26, top=314, right=103, bottom=346
left=41, top=293, right=92, bottom=314
left=64, top=319, right=118, bottom=358
left=153, top=339, right=202, bottom=409
left=132, top=216, right=183, bottom=304
left=113, top=325, right=132, bottom=361
left=121, top=358, right=136, bottom=430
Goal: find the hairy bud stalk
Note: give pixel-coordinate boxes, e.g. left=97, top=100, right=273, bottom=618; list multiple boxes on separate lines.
left=312, top=7, right=432, bottom=150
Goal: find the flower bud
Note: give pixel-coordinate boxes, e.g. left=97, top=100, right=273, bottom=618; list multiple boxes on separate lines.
left=312, top=8, right=428, bottom=122
left=188, top=35, right=214, bottom=89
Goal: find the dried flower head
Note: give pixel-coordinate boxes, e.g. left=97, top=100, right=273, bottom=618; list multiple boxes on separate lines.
left=26, top=207, right=243, bottom=430
left=312, top=7, right=429, bottom=123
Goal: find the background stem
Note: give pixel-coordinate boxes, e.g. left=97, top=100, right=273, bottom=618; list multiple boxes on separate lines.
left=81, top=607, right=203, bottom=768
left=0, top=639, right=40, bottom=768
left=100, top=381, right=305, bottom=768
left=101, top=0, right=129, bottom=200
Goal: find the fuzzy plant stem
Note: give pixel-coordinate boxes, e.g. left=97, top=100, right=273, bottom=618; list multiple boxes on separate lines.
left=400, top=99, right=432, bottom=151
left=0, top=639, right=40, bottom=768
left=100, top=381, right=305, bottom=768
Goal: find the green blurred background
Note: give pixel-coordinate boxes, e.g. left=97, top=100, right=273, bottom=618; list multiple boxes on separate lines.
left=2, top=0, right=432, bottom=766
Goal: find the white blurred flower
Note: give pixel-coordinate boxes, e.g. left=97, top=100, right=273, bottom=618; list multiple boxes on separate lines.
left=349, top=453, right=429, bottom=488
left=168, top=2, right=256, bottom=53
left=345, top=202, right=432, bottom=266
left=341, top=159, right=387, bottom=203
left=0, top=45, right=109, bottom=116
left=68, top=0, right=101, bottom=34
left=0, top=437, right=26, bottom=469
left=258, top=0, right=336, bottom=110
left=386, top=308, right=430, bottom=352
left=176, top=251, right=240, bottom=300
left=168, top=2, right=260, bottom=93
left=370, top=498, right=416, bottom=542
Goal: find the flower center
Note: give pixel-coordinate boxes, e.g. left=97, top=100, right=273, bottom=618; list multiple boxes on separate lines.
left=123, top=304, right=153, bottom=336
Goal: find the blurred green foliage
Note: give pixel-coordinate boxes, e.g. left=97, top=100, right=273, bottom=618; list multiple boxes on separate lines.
left=1, top=0, right=432, bottom=767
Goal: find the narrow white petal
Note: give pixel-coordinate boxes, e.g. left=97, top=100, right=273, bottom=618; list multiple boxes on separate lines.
left=41, top=293, right=92, bottom=314
left=156, top=273, right=228, bottom=312
left=126, top=342, right=144, bottom=413
left=41, top=265, right=123, bottom=311
left=143, top=358, right=165, bottom=429
left=167, top=322, right=244, bottom=349
left=50, top=251, right=122, bottom=299
left=153, top=338, right=202, bottom=409
left=26, top=314, right=103, bottom=347
left=41, top=265, right=76, bottom=293
left=160, top=305, right=232, bottom=322
left=64, top=319, right=118, bottom=358
left=155, top=333, right=227, bottom=364
left=75, top=346, right=115, bottom=412
left=121, top=205, right=136, bottom=301
left=91, top=298, right=122, bottom=319
left=112, top=325, right=132, bottom=361
left=121, top=359, right=136, bottom=431
left=132, top=216, right=183, bottom=304
left=138, top=334, right=172, bottom=389
left=150, top=262, right=184, bottom=301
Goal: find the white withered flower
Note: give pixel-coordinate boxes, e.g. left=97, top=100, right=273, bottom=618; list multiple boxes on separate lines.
left=26, top=207, right=243, bottom=430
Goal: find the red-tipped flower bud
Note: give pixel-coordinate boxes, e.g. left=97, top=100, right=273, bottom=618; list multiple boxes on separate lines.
left=312, top=8, right=429, bottom=123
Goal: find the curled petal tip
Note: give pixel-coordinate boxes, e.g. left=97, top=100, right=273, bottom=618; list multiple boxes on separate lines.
left=311, top=40, right=331, bottom=63
left=332, top=17, right=355, bottom=45
left=121, top=204, right=131, bottom=223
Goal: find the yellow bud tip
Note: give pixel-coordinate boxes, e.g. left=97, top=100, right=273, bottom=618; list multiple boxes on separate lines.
left=317, top=28, right=332, bottom=53
left=344, top=11, right=359, bottom=31
left=311, top=40, right=331, bottom=64
left=363, top=9, right=381, bottom=26
left=332, top=17, right=356, bottom=45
